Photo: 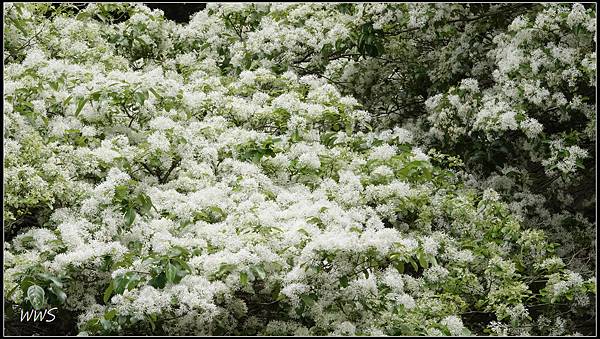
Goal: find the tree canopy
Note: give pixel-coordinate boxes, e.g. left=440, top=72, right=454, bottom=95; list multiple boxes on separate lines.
left=3, top=3, right=596, bottom=336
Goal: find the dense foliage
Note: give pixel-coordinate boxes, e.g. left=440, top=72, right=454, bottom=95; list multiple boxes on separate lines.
left=3, top=3, right=596, bottom=336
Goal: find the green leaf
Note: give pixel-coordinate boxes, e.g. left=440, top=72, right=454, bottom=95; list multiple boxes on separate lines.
left=49, top=284, right=67, bottom=304
left=134, top=91, right=146, bottom=106
left=114, top=185, right=129, bottom=201
left=253, top=265, right=266, bottom=280
left=168, top=247, right=187, bottom=259
left=90, top=91, right=102, bottom=101
left=20, top=276, right=36, bottom=295
left=339, top=276, right=349, bottom=288
left=194, top=211, right=210, bottom=223
left=137, top=193, right=153, bottom=215
left=173, top=258, right=192, bottom=273
left=441, top=326, right=451, bottom=336
left=114, top=275, right=129, bottom=294
left=321, top=131, right=337, bottom=147
left=37, top=273, right=63, bottom=288
left=126, top=275, right=140, bottom=291
left=165, top=262, right=177, bottom=283
left=148, top=272, right=167, bottom=289
left=124, top=208, right=136, bottom=227
left=208, top=206, right=225, bottom=219
left=418, top=251, right=428, bottom=269
left=240, top=271, right=249, bottom=286
left=27, top=285, right=45, bottom=310
left=389, top=252, right=403, bottom=260
left=149, top=87, right=162, bottom=99
left=6, top=284, right=19, bottom=300
left=104, top=309, right=117, bottom=320
left=215, top=263, right=236, bottom=278
left=345, top=122, right=353, bottom=135
left=103, top=281, right=114, bottom=304
left=75, top=98, right=87, bottom=116
left=297, top=228, right=310, bottom=236
left=10, top=17, right=28, bottom=34
left=395, top=262, right=405, bottom=274
left=301, top=293, right=316, bottom=307
left=291, top=129, right=301, bottom=142
left=101, top=318, right=113, bottom=331
left=410, top=259, right=419, bottom=272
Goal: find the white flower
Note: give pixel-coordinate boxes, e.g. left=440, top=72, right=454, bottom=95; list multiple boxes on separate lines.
left=22, top=48, right=47, bottom=67
left=507, top=304, right=529, bottom=321
left=411, top=147, right=429, bottom=162
left=422, top=236, right=439, bottom=255
left=369, top=144, right=397, bottom=161
left=298, top=152, right=320, bottom=169
left=149, top=116, right=176, bottom=130
left=509, top=15, right=529, bottom=31
left=566, top=3, right=588, bottom=28
left=333, top=321, right=356, bottom=336
left=424, top=266, right=449, bottom=283
left=81, top=126, right=97, bottom=137
left=391, top=127, right=414, bottom=144
left=148, top=131, right=170, bottom=152
left=441, top=315, right=466, bottom=336
left=371, top=165, right=394, bottom=178
left=269, top=153, right=290, bottom=168
left=395, top=293, right=416, bottom=309
left=499, top=111, right=518, bottom=131
left=482, top=188, right=500, bottom=202
left=520, top=118, right=543, bottom=138
left=459, top=78, right=479, bottom=92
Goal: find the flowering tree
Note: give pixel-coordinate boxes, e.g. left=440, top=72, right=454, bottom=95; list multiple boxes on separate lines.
left=3, top=3, right=596, bottom=336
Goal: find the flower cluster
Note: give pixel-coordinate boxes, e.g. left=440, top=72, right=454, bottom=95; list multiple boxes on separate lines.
left=3, top=2, right=596, bottom=336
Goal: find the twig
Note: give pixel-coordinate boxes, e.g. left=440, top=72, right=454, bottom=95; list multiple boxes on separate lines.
left=159, top=156, right=182, bottom=184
